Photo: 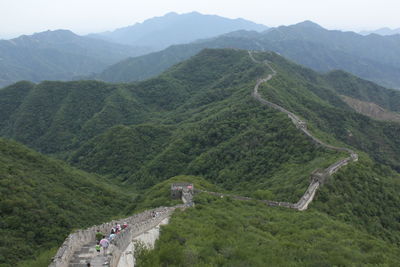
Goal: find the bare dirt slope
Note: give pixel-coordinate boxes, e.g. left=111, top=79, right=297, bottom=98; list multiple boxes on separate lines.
left=341, top=95, right=400, bottom=123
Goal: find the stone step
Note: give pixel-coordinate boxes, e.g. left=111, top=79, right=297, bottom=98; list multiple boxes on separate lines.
left=69, top=240, right=107, bottom=267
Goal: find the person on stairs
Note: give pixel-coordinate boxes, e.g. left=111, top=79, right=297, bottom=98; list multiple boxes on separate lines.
left=95, top=229, right=103, bottom=242
left=99, top=236, right=110, bottom=256
left=95, top=241, right=101, bottom=254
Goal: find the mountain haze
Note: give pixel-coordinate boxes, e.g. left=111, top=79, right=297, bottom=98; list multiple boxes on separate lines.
left=360, top=27, right=400, bottom=36
left=0, top=30, right=150, bottom=87
left=88, top=11, right=268, bottom=50
left=95, top=21, right=400, bottom=88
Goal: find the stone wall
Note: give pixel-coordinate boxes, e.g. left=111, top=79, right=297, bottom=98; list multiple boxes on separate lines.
left=107, top=205, right=186, bottom=267
left=206, top=50, right=361, bottom=211
left=49, top=205, right=187, bottom=267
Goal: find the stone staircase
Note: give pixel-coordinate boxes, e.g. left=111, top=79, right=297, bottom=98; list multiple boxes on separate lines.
left=68, top=241, right=108, bottom=267
left=50, top=206, right=188, bottom=267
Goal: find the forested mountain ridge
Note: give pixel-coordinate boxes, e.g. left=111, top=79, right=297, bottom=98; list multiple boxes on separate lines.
left=95, top=21, right=400, bottom=88
left=88, top=11, right=268, bottom=50
left=0, top=29, right=150, bottom=87
left=132, top=50, right=400, bottom=266
left=0, top=137, right=131, bottom=266
left=2, top=49, right=400, bottom=266
left=2, top=48, right=400, bottom=187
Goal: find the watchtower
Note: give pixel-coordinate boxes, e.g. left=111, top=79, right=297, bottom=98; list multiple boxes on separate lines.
left=310, top=169, right=327, bottom=184
left=171, top=183, right=194, bottom=199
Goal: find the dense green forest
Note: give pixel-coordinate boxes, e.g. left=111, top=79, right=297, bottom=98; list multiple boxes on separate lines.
left=132, top=156, right=400, bottom=266
left=252, top=51, right=400, bottom=171
left=0, top=138, right=131, bottom=266
left=2, top=48, right=400, bottom=266
left=135, top=191, right=400, bottom=266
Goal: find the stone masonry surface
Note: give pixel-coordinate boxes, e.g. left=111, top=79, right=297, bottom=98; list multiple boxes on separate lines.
left=49, top=204, right=188, bottom=267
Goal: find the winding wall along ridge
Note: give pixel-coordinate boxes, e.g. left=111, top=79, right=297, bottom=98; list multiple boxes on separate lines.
left=50, top=50, right=359, bottom=266
left=246, top=50, right=358, bottom=211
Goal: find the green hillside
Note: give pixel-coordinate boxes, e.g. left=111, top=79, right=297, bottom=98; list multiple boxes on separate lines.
left=0, top=80, right=151, bottom=154
left=252, top=51, right=400, bottom=171
left=110, top=173, right=400, bottom=266
left=0, top=138, right=131, bottom=266
left=2, top=49, right=400, bottom=266
left=66, top=50, right=344, bottom=203
left=324, top=70, right=400, bottom=112
left=2, top=48, right=400, bottom=182
left=124, top=158, right=400, bottom=266
left=2, top=48, right=400, bottom=188
left=136, top=191, right=400, bottom=266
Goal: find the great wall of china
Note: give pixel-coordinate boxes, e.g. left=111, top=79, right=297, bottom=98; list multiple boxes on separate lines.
left=49, top=50, right=358, bottom=266
left=248, top=50, right=358, bottom=210
left=50, top=205, right=187, bottom=267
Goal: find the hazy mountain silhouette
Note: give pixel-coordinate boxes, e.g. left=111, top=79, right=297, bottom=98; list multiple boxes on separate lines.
left=0, top=29, right=151, bottom=87
left=360, top=27, right=400, bottom=36
left=95, top=21, right=400, bottom=88
left=88, top=11, right=268, bottom=50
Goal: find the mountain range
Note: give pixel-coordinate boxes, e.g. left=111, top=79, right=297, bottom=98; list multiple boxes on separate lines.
left=94, top=20, right=400, bottom=89
left=88, top=11, right=268, bottom=50
left=2, top=13, right=400, bottom=90
left=360, top=27, right=400, bottom=36
left=0, top=29, right=150, bottom=87
left=2, top=9, right=400, bottom=266
left=2, top=48, right=400, bottom=266
left=0, top=12, right=268, bottom=88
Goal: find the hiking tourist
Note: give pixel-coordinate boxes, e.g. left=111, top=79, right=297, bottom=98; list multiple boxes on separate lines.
left=108, top=233, right=116, bottom=241
left=99, top=236, right=110, bottom=256
left=95, top=241, right=101, bottom=253
left=95, top=229, right=103, bottom=242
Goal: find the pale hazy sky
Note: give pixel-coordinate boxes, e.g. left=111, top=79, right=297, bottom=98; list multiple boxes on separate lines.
left=0, top=0, right=399, bottom=39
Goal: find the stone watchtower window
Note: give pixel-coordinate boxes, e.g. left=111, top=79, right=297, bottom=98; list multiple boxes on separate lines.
left=171, top=183, right=194, bottom=199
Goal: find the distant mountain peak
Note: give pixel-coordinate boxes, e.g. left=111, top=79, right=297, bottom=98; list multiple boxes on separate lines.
left=8, top=29, right=79, bottom=44
left=89, top=12, right=268, bottom=49
left=360, top=27, right=400, bottom=36
left=294, top=20, right=324, bottom=29
left=164, top=11, right=179, bottom=16
left=33, top=29, right=77, bottom=37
